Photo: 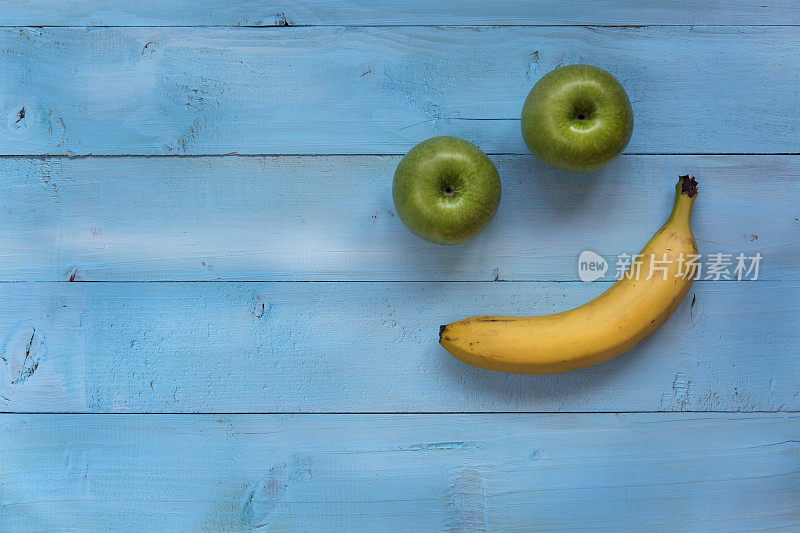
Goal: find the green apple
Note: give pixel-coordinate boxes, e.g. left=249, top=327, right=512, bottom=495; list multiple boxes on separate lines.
left=521, top=65, right=634, bottom=173
left=392, top=136, right=501, bottom=245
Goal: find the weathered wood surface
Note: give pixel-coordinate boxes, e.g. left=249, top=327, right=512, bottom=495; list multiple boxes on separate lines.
left=2, top=4, right=798, bottom=530
left=2, top=1, right=799, bottom=26
left=1, top=280, right=796, bottom=413
left=1, top=414, right=798, bottom=532
left=1, top=26, right=798, bottom=155
left=0, top=155, right=793, bottom=282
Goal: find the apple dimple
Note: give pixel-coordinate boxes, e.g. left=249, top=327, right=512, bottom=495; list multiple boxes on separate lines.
left=437, top=170, right=463, bottom=199
left=571, top=100, right=596, bottom=122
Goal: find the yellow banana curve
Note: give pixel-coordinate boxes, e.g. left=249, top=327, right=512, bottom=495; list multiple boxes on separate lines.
left=439, top=176, right=699, bottom=374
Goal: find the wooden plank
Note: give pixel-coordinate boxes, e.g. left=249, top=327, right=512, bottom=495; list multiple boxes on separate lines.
left=1, top=1, right=799, bottom=26
left=1, top=413, right=798, bottom=531
left=1, top=27, right=798, bottom=155
left=0, top=155, right=793, bottom=282
left=0, top=280, right=796, bottom=413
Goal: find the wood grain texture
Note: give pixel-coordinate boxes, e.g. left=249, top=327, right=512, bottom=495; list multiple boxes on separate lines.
left=0, top=280, right=796, bottom=413
left=2, top=1, right=799, bottom=26
left=1, top=413, right=798, bottom=531
left=0, top=155, right=794, bottom=282
left=2, top=5, right=797, bottom=527
left=1, top=26, right=798, bottom=155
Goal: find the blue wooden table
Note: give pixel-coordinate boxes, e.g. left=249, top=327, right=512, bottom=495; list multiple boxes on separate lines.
left=1, top=3, right=798, bottom=531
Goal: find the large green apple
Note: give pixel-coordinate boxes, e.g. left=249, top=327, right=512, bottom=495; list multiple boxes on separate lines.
left=521, top=65, right=634, bottom=173
left=392, top=136, right=501, bottom=245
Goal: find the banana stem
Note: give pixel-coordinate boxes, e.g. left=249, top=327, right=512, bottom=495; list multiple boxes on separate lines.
left=668, top=175, right=698, bottom=226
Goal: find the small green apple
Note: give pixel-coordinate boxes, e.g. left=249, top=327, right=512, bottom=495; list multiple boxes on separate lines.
left=392, top=136, right=501, bottom=245
left=521, top=65, right=634, bottom=173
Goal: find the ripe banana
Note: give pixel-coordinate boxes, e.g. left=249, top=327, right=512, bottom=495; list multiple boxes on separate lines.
left=439, top=176, right=699, bottom=374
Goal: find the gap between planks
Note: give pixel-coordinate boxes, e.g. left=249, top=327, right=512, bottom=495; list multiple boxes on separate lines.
left=1, top=153, right=799, bottom=159
left=3, top=24, right=800, bottom=28
left=1, top=411, right=797, bottom=415
left=0, top=280, right=775, bottom=284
